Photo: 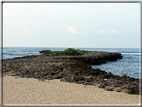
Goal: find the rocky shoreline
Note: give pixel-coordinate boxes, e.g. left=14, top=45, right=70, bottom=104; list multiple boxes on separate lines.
left=2, top=51, right=141, bottom=95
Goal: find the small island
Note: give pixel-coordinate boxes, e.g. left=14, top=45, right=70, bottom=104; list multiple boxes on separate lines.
left=3, top=48, right=140, bottom=95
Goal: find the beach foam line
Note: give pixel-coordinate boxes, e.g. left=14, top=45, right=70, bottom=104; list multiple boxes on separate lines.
left=121, top=53, right=140, bottom=55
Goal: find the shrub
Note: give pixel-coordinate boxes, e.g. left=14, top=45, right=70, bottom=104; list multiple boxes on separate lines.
left=45, top=48, right=90, bottom=56
left=64, top=48, right=81, bottom=56
left=76, top=49, right=90, bottom=54
left=14, top=63, right=23, bottom=66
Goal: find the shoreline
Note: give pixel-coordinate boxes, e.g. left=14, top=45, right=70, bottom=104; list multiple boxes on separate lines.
left=3, top=75, right=140, bottom=104
left=2, top=51, right=141, bottom=95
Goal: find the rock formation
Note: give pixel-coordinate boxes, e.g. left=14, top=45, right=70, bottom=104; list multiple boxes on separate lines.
left=2, top=50, right=140, bottom=95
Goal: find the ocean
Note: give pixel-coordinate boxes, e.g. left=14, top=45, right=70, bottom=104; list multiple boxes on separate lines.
left=2, top=47, right=141, bottom=79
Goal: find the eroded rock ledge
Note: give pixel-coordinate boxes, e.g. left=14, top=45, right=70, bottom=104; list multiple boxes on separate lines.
left=2, top=51, right=140, bottom=95
left=53, top=51, right=123, bottom=65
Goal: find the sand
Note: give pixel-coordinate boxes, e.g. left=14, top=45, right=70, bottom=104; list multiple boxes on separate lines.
left=3, top=75, right=140, bottom=105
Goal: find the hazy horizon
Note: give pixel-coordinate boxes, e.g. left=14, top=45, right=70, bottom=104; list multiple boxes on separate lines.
left=3, top=46, right=140, bottom=49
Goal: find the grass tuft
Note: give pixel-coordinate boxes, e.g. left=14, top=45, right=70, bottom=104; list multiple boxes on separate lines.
left=14, top=63, right=23, bottom=67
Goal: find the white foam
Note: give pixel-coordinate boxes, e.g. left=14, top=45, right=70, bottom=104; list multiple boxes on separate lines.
left=122, top=53, right=140, bottom=55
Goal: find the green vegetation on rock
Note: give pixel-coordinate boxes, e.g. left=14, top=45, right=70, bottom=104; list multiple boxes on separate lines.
left=14, top=63, right=23, bottom=67
left=45, top=48, right=90, bottom=56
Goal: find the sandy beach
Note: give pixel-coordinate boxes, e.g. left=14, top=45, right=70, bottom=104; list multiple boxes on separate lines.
left=3, top=75, right=140, bottom=105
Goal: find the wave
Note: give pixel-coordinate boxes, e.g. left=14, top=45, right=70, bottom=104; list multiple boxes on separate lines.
left=9, top=50, right=17, bottom=52
left=121, top=53, right=140, bottom=55
left=3, top=52, right=39, bottom=55
left=3, top=53, right=14, bottom=55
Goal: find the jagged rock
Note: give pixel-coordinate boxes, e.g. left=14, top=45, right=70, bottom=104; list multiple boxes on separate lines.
left=54, top=74, right=63, bottom=79
left=83, top=82, right=91, bottom=85
left=98, top=84, right=106, bottom=88
left=105, top=87, right=114, bottom=91
left=39, top=50, right=53, bottom=54
left=85, top=77, right=94, bottom=82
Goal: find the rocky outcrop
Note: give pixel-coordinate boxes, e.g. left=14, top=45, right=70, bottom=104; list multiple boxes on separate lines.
left=39, top=50, right=54, bottom=55
left=53, top=51, right=123, bottom=65
left=2, top=51, right=140, bottom=95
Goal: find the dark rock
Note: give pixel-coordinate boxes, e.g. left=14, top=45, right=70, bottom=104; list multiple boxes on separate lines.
left=60, top=75, right=74, bottom=82
left=105, top=87, right=114, bottom=91
left=103, top=72, right=113, bottom=78
left=54, top=74, right=63, bottom=79
left=129, top=78, right=136, bottom=81
left=98, top=84, right=106, bottom=88
left=124, top=89, right=131, bottom=94
left=16, top=67, right=19, bottom=69
left=116, top=81, right=123, bottom=84
left=83, top=82, right=91, bottom=85
left=23, top=70, right=30, bottom=74
left=102, top=60, right=106, bottom=63
left=85, top=77, right=94, bottom=82
left=25, top=75, right=31, bottom=78
left=103, top=83, right=110, bottom=86
left=90, top=81, right=97, bottom=86
left=127, top=86, right=139, bottom=94
left=76, top=81, right=84, bottom=84
left=50, top=71, right=56, bottom=75
left=115, top=88, right=122, bottom=92
left=78, top=76, right=85, bottom=81
left=39, top=50, right=53, bottom=55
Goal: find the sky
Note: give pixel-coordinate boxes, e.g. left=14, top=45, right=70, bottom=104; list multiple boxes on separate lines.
left=3, top=3, right=140, bottom=48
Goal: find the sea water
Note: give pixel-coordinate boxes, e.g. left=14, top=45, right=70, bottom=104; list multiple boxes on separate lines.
left=2, top=47, right=141, bottom=79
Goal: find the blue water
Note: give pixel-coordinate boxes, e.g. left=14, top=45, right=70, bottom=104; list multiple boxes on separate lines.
left=2, top=47, right=141, bottom=79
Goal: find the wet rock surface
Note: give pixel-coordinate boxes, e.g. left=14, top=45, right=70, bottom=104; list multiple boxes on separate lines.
left=2, top=51, right=140, bottom=95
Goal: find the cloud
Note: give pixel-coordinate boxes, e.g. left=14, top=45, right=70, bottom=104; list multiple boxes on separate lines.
left=24, top=29, right=30, bottom=34
left=111, top=29, right=117, bottom=34
left=19, top=32, right=23, bottom=35
left=81, top=30, right=87, bottom=33
left=100, top=30, right=105, bottom=34
left=68, top=27, right=78, bottom=34
left=19, top=30, right=30, bottom=35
